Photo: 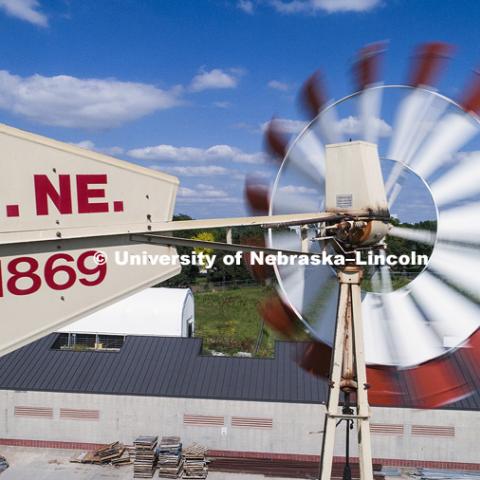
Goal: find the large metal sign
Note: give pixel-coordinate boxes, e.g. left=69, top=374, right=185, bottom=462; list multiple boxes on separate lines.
left=0, top=124, right=181, bottom=356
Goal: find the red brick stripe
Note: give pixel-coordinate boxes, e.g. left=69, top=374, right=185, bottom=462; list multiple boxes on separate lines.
left=207, top=449, right=480, bottom=471
left=0, top=438, right=106, bottom=450
left=0, top=439, right=478, bottom=471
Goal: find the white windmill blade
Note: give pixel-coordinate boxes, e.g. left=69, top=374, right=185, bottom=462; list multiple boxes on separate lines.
left=307, top=275, right=338, bottom=346
left=411, top=111, right=478, bottom=179
left=315, top=106, right=343, bottom=145
left=427, top=243, right=480, bottom=299
left=270, top=190, right=321, bottom=215
left=278, top=265, right=307, bottom=313
left=430, top=152, right=480, bottom=207
left=358, top=86, right=383, bottom=144
left=388, top=226, right=436, bottom=245
left=380, top=265, right=393, bottom=293
left=362, top=293, right=396, bottom=365
left=385, top=89, right=447, bottom=205
left=288, top=128, right=326, bottom=183
left=387, top=88, right=446, bottom=168
left=436, top=202, right=480, bottom=241
left=410, top=271, right=480, bottom=348
left=381, top=290, right=445, bottom=367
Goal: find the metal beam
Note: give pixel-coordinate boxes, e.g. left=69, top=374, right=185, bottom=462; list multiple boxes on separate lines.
left=130, top=233, right=317, bottom=256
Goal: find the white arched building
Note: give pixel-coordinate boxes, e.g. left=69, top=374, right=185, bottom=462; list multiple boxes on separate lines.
left=58, top=288, right=195, bottom=339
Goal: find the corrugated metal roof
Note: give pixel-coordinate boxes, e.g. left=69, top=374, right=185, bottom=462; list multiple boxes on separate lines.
left=0, top=335, right=477, bottom=410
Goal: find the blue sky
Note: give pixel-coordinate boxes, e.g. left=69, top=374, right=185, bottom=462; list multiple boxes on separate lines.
left=0, top=0, right=479, bottom=220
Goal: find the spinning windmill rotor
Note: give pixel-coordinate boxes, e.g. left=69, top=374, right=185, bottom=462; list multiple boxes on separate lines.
left=245, top=42, right=480, bottom=479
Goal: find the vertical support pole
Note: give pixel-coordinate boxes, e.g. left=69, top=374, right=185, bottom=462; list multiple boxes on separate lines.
left=319, top=266, right=373, bottom=480
left=226, top=228, right=233, bottom=245
left=351, top=281, right=374, bottom=480
left=319, top=281, right=349, bottom=480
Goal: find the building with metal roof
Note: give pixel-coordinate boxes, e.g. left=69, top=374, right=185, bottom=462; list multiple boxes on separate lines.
left=0, top=334, right=478, bottom=469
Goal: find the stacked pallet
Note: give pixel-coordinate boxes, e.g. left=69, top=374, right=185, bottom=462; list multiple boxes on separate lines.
left=182, top=443, right=208, bottom=479
left=157, top=436, right=183, bottom=478
left=70, top=441, right=130, bottom=466
left=134, top=436, right=158, bottom=478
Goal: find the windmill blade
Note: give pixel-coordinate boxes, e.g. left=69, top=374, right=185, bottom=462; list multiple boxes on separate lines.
left=270, top=191, right=321, bottom=215
left=403, top=354, right=472, bottom=408
left=408, top=69, right=480, bottom=180
left=366, top=365, right=404, bottom=406
left=437, top=202, right=480, bottom=242
left=244, top=176, right=270, bottom=214
left=264, top=119, right=289, bottom=161
left=386, top=89, right=447, bottom=197
left=379, top=290, right=445, bottom=367
left=357, top=87, right=383, bottom=144
left=287, top=128, right=326, bottom=183
left=430, top=152, right=480, bottom=207
left=259, top=294, right=298, bottom=338
left=299, top=71, right=327, bottom=120
left=408, top=42, right=453, bottom=88
left=410, top=111, right=478, bottom=179
left=388, top=225, right=436, bottom=245
left=427, top=243, right=480, bottom=300
left=299, top=71, right=342, bottom=144
left=298, top=340, right=332, bottom=378
left=353, top=43, right=385, bottom=144
left=410, top=271, right=480, bottom=347
left=353, top=42, right=385, bottom=91
left=302, top=269, right=338, bottom=345
left=362, top=293, right=396, bottom=365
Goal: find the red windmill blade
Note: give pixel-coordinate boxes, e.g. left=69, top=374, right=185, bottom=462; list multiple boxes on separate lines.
left=460, top=70, right=480, bottom=115
left=244, top=175, right=270, bottom=215
left=299, top=70, right=327, bottom=120
left=264, top=118, right=289, bottom=161
left=242, top=237, right=275, bottom=283
left=352, top=41, right=386, bottom=90
left=259, top=294, right=298, bottom=338
left=297, top=340, right=332, bottom=379
left=409, top=41, right=453, bottom=88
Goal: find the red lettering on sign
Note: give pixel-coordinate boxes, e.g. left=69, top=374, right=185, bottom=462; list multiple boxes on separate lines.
left=76, top=175, right=109, bottom=214
left=6, top=205, right=19, bottom=217
left=7, top=257, right=42, bottom=296
left=34, top=175, right=73, bottom=216
left=0, top=251, right=107, bottom=297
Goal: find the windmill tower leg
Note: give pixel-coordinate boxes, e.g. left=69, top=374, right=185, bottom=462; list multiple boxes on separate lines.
left=319, top=266, right=374, bottom=480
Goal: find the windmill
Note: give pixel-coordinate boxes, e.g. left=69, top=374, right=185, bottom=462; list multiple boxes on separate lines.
left=0, top=42, right=479, bottom=480
left=247, top=42, right=480, bottom=479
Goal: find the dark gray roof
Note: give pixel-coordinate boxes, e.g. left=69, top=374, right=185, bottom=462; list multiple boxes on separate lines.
left=0, top=334, right=478, bottom=410
left=0, top=335, right=329, bottom=404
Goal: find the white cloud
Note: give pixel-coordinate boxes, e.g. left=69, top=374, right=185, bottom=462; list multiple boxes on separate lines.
left=213, top=101, right=231, bottom=109
left=70, top=140, right=124, bottom=156
left=0, top=70, right=181, bottom=128
left=161, top=165, right=232, bottom=176
left=128, top=144, right=266, bottom=164
left=237, top=0, right=254, bottom=13
left=190, top=68, right=242, bottom=92
left=269, top=0, right=381, bottom=14
left=336, top=115, right=392, bottom=137
left=0, top=0, right=47, bottom=27
left=268, top=80, right=291, bottom=91
left=279, top=185, right=317, bottom=194
left=261, top=118, right=307, bottom=134
left=178, top=185, right=229, bottom=199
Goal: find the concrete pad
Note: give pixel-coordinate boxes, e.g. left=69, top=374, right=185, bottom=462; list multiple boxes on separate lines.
left=0, top=446, right=302, bottom=480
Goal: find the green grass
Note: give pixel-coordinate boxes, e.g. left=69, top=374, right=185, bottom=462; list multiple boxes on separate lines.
left=194, top=285, right=277, bottom=357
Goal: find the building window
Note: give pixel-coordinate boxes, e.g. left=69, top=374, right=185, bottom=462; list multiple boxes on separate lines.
left=52, top=333, right=125, bottom=351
